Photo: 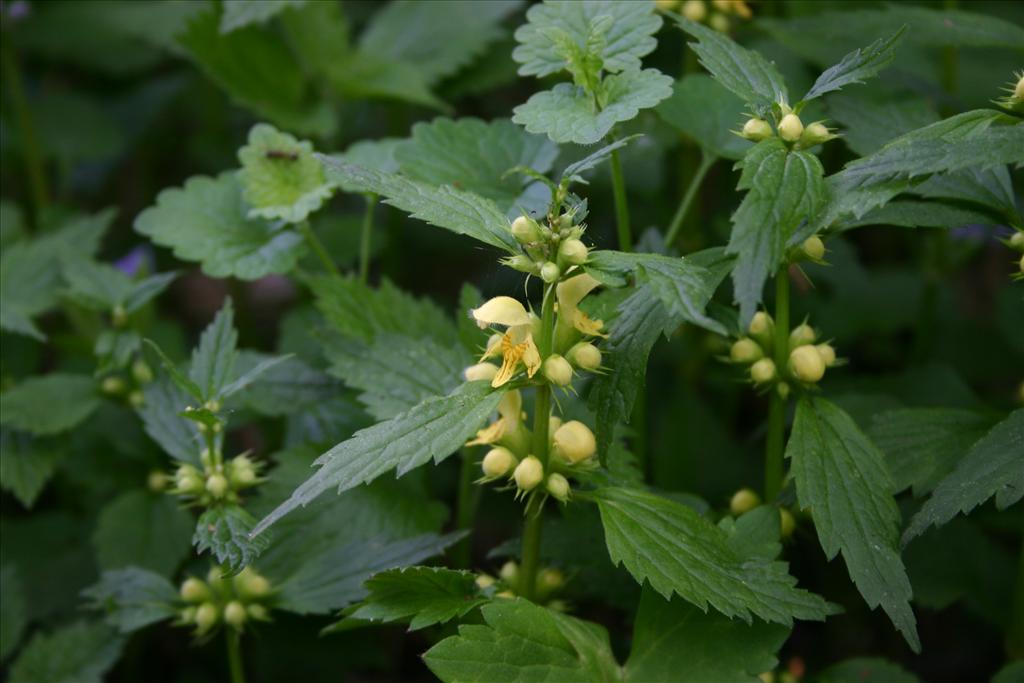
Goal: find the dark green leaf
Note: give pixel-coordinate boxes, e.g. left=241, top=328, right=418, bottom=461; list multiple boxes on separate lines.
left=0, top=374, right=100, bottom=436
left=838, top=199, right=1000, bottom=232
left=656, top=74, right=751, bottom=160
left=189, top=299, right=238, bottom=401
left=803, top=29, right=906, bottom=102
left=0, top=565, right=27, bottom=661
left=194, top=505, right=270, bottom=572
left=344, top=567, right=488, bottom=631
left=0, top=430, right=61, bottom=509
left=561, top=135, right=642, bottom=181
left=92, top=491, right=193, bottom=577
left=137, top=379, right=202, bottom=464
left=82, top=567, right=179, bottom=634
left=8, top=621, right=125, bottom=683
left=818, top=658, right=920, bottom=683
left=220, top=0, right=304, bottom=33
left=231, top=352, right=338, bottom=416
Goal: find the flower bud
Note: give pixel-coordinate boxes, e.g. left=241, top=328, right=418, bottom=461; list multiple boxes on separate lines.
left=180, top=577, right=210, bottom=603
left=206, top=473, right=229, bottom=499
left=101, top=376, right=127, bottom=396
left=546, top=473, right=571, bottom=501
left=511, top=216, right=544, bottom=244
left=495, top=590, right=515, bottom=599
left=234, top=567, right=271, bottom=600
left=111, top=304, right=128, bottom=328
left=815, top=343, right=836, bottom=367
left=224, top=601, right=247, bottom=629
left=204, top=399, right=221, bottom=413
left=1016, top=74, right=1024, bottom=100
left=801, top=236, right=825, bottom=261
left=778, top=113, right=804, bottom=142
left=558, top=239, right=588, bottom=267
left=540, top=261, right=561, bottom=283
left=681, top=0, right=706, bottom=21
left=175, top=464, right=205, bottom=495
left=549, top=415, right=563, bottom=435
left=741, top=118, right=773, bottom=142
left=148, top=470, right=169, bottom=492
left=776, top=382, right=790, bottom=400
left=503, top=254, right=541, bottom=275
left=229, top=456, right=257, bottom=488
left=131, top=360, right=154, bottom=384
left=708, top=12, right=729, bottom=32
left=472, top=296, right=532, bottom=329
left=1011, top=232, right=1024, bottom=251
left=730, top=338, right=763, bottom=364
left=179, top=606, right=196, bottom=624
left=780, top=508, right=796, bottom=539
left=789, top=345, right=825, bottom=383
left=729, top=488, right=761, bottom=516
left=543, top=354, right=573, bottom=387
left=538, top=567, right=564, bottom=592
left=481, top=447, right=517, bottom=478
left=464, top=362, right=499, bottom=383
left=195, top=602, right=219, bottom=633
left=748, top=311, right=774, bottom=349
left=128, top=390, right=145, bottom=408
left=513, top=456, right=544, bottom=491
left=800, top=122, right=833, bottom=147
left=655, top=0, right=680, bottom=11
left=247, top=604, right=270, bottom=621
left=499, top=561, right=519, bottom=584
left=568, top=342, right=602, bottom=371
left=552, top=420, right=597, bottom=464
left=750, top=358, right=776, bottom=385
left=475, top=574, right=496, bottom=589
left=788, top=323, right=816, bottom=349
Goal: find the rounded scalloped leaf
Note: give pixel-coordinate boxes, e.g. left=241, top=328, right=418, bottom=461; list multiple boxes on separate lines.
left=237, top=123, right=335, bottom=223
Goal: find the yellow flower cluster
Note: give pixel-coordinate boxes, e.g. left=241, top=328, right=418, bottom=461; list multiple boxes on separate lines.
left=178, top=566, right=273, bottom=636
left=729, top=312, right=839, bottom=395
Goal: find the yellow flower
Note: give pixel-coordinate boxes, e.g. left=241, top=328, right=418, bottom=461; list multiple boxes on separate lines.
left=556, top=273, right=606, bottom=338
left=466, top=390, right=528, bottom=454
left=471, top=296, right=531, bottom=329
left=471, top=297, right=541, bottom=387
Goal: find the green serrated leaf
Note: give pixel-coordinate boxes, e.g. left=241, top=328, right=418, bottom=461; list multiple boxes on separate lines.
left=0, top=565, right=27, bottom=661
left=513, top=68, right=673, bottom=145
left=656, top=74, right=751, bottom=160
left=237, top=123, right=334, bottom=223
left=137, top=380, right=202, bottom=464
left=123, top=271, right=178, bottom=313
left=82, top=567, right=179, bottom=634
left=903, top=409, right=1024, bottom=544
left=194, top=505, right=270, bottom=572
left=561, top=135, right=641, bottom=181
left=513, top=0, right=662, bottom=78
left=672, top=16, right=788, bottom=111
left=425, top=598, right=622, bottom=683
left=318, top=158, right=520, bottom=253
left=395, top=117, right=558, bottom=213
left=60, top=259, right=133, bottom=311
left=722, top=506, right=783, bottom=562
left=231, top=352, right=339, bottom=417
left=0, top=374, right=100, bottom=436
left=728, top=139, right=826, bottom=324
left=8, top=621, right=125, bottom=683
left=787, top=397, right=920, bottom=652
left=345, top=567, right=487, bottom=631
left=323, top=51, right=448, bottom=111
left=189, top=299, right=238, bottom=402
left=252, top=382, right=504, bottom=537
left=135, top=172, right=306, bottom=280
left=803, top=28, right=906, bottom=102
left=592, top=486, right=837, bottom=625
left=818, top=658, right=920, bottom=683
left=838, top=199, right=1000, bottom=232
left=826, top=90, right=938, bottom=157
left=914, top=166, right=1018, bottom=220
left=93, top=491, right=193, bottom=577
left=220, top=0, right=305, bottom=33
left=0, top=430, right=61, bottom=509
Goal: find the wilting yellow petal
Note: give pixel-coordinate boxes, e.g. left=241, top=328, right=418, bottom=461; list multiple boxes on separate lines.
left=466, top=419, right=505, bottom=446
left=497, top=390, right=522, bottom=424
left=471, top=296, right=531, bottom=329
left=573, top=311, right=607, bottom=338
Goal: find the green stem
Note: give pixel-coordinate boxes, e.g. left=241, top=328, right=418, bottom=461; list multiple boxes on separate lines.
left=609, top=149, right=631, bottom=252
left=665, top=153, right=715, bottom=248
left=452, top=449, right=478, bottom=569
left=764, top=268, right=790, bottom=502
left=519, top=284, right=557, bottom=601
left=226, top=630, right=245, bottom=683
left=1, top=40, right=49, bottom=223
left=298, top=221, right=341, bottom=278
left=359, top=193, right=377, bottom=284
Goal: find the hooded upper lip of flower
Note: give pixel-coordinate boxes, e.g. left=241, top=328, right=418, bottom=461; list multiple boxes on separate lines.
left=556, top=273, right=606, bottom=337
left=471, top=297, right=541, bottom=388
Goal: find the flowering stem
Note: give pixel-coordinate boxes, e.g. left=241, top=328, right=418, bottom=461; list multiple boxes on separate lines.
left=226, top=630, right=245, bottom=683
left=298, top=221, right=341, bottom=279
left=359, top=193, right=377, bottom=284
left=664, top=153, right=714, bottom=248
left=764, top=267, right=790, bottom=502
left=609, top=149, right=631, bottom=252
left=1, top=40, right=49, bottom=223
left=451, top=448, right=478, bottom=569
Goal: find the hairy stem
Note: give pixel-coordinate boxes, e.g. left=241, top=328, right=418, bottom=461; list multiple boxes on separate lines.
left=451, top=448, right=479, bottom=569
left=665, top=153, right=714, bottom=247
left=298, top=221, right=341, bottom=279
left=359, top=193, right=377, bottom=284
left=1, top=40, right=49, bottom=223
left=609, top=149, right=631, bottom=252
left=764, top=268, right=790, bottom=502
left=226, top=630, right=245, bottom=683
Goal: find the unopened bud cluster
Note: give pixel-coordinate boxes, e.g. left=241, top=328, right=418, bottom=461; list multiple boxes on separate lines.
left=729, top=488, right=796, bottom=539
left=170, top=452, right=263, bottom=505
left=740, top=107, right=838, bottom=150
left=1007, top=230, right=1024, bottom=279
left=177, top=566, right=273, bottom=636
left=727, top=311, right=838, bottom=395
left=656, top=1, right=752, bottom=33
left=504, top=212, right=590, bottom=285
left=997, top=71, right=1024, bottom=114
left=475, top=561, right=567, bottom=606
left=99, top=359, right=154, bottom=408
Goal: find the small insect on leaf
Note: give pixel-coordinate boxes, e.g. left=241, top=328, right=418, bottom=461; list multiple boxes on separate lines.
left=265, top=150, right=300, bottom=161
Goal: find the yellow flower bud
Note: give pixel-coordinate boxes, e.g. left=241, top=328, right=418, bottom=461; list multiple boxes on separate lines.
left=147, top=470, right=168, bottom=492
left=789, top=323, right=816, bottom=349
left=175, top=464, right=204, bottom=495
left=111, top=304, right=128, bottom=328
left=549, top=415, right=563, bottom=435
left=681, top=0, right=706, bottom=21
left=229, top=456, right=257, bottom=488
left=180, top=577, right=210, bottom=603
left=552, top=420, right=597, bottom=464
left=475, top=574, right=496, bottom=589
left=1010, top=232, right=1024, bottom=251
left=801, top=236, right=825, bottom=260
left=101, top=376, right=126, bottom=396
left=131, top=360, right=154, bottom=384
left=499, top=561, right=519, bottom=584
left=741, top=118, right=773, bottom=142
left=546, top=473, right=571, bottom=501
left=504, top=254, right=541, bottom=275
left=776, top=381, right=790, bottom=400
left=247, top=604, right=270, bottom=621
left=495, top=590, right=515, bottom=599
left=1015, top=74, right=1024, bottom=100
left=655, top=0, right=680, bottom=11
left=800, top=122, right=834, bottom=147
left=730, top=338, right=763, bottom=364
left=482, top=447, right=517, bottom=478
left=234, top=567, right=271, bottom=600
left=514, top=456, right=544, bottom=491
left=568, top=342, right=602, bottom=371
left=709, top=12, right=729, bottom=32
left=471, top=296, right=532, bottom=329
left=780, top=508, right=796, bottom=539
left=815, top=343, right=836, bottom=367
left=729, top=488, right=761, bottom=516
left=789, top=345, right=825, bottom=383
left=750, top=358, right=776, bottom=385
left=748, top=311, right=774, bottom=349
left=538, top=567, right=564, bottom=592
left=543, top=354, right=573, bottom=387
left=511, top=215, right=544, bottom=244
left=558, top=238, right=588, bottom=267
left=224, top=601, right=247, bottom=629
left=206, top=473, right=229, bottom=498
left=195, top=602, right=219, bottom=633
left=778, top=113, right=804, bottom=142
left=540, top=261, right=561, bottom=283
left=464, top=362, right=499, bottom=382
left=128, top=390, right=145, bottom=408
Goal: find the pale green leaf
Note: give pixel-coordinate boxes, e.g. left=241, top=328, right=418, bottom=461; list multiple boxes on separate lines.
left=513, top=0, right=662, bottom=78
left=786, top=397, right=920, bottom=652
left=252, top=382, right=505, bottom=537
left=0, top=565, right=27, bottom=661
left=82, top=567, right=179, bottom=634
left=345, top=567, right=488, bottom=631
left=424, top=599, right=622, bottom=683
left=60, top=259, right=133, bottom=311
left=656, top=74, right=751, bottom=160
left=592, top=486, right=837, bottom=624
left=135, top=172, right=306, bottom=280
left=672, top=16, right=788, bottom=111
left=803, top=29, right=906, bottom=102
left=728, top=138, right=826, bottom=324
left=0, top=430, right=61, bottom=509
left=903, top=409, right=1024, bottom=543
left=0, top=374, right=100, bottom=436
left=221, top=353, right=292, bottom=400
left=512, top=68, right=673, bottom=145
left=237, top=122, right=334, bottom=223
left=189, top=299, right=238, bottom=401
left=220, top=0, right=305, bottom=33
left=232, top=352, right=339, bottom=416
left=123, top=271, right=178, bottom=313
left=92, top=491, right=193, bottom=576
left=194, top=504, right=270, bottom=572
left=323, top=51, right=447, bottom=111
left=318, top=158, right=520, bottom=252
left=818, top=658, right=920, bottom=683
left=8, top=621, right=125, bottom=683
left=395, top=117, right=558, bottom=213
